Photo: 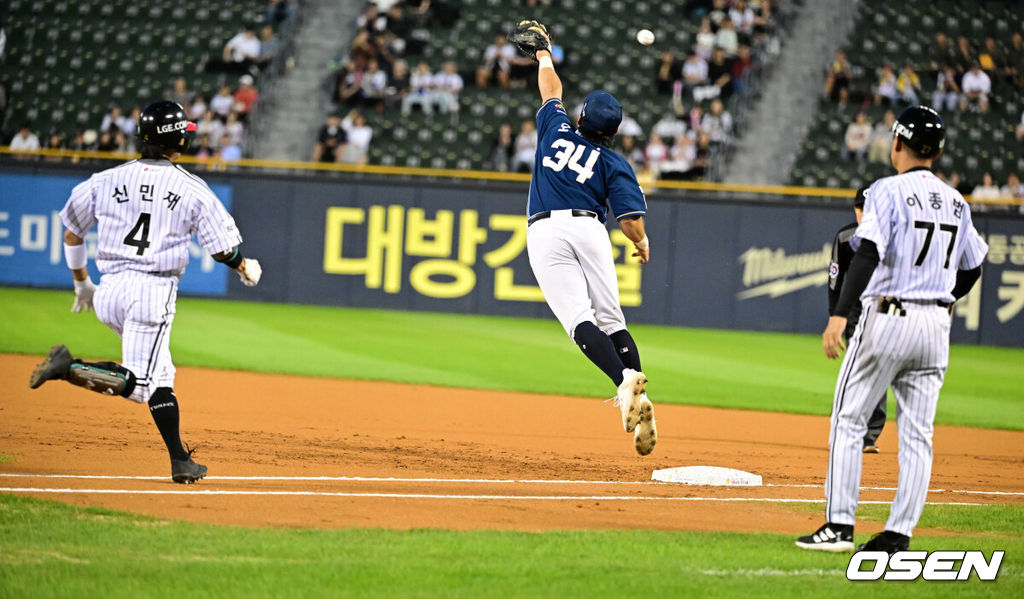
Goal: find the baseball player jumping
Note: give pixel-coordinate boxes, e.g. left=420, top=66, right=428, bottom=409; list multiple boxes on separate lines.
left=797, top=106, right=988, bottom=553
left=28, top=101, right=262, bottom=484
left=509, top=21, right=656, bottom=455
left=828, top=186, right=887, bottom=454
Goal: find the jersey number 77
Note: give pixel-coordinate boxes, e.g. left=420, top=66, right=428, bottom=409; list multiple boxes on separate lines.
left=542, top=139, right=600, bottom=184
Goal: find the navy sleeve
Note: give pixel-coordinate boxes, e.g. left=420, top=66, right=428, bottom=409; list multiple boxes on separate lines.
left=535, top=98, right=571, bottom=136
left=606, top=156, right=647, bottom=220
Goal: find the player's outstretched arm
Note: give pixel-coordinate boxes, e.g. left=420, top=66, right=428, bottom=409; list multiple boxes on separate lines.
left=509, top=20, right=560, bottom=101
left=536, top=48, right=562, bottom=103
left=619, top=216, right=649, bottom=264
left=63, top=229, right=96, bottom=313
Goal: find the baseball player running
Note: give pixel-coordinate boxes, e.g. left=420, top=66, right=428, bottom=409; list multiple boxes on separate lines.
left=509, top=20, right=656, bottom=456
left=828, top=186, right=886, bottom=454
left=797, top=106, right=988, bottom=553
left=28, top=101, right=262, bottom=484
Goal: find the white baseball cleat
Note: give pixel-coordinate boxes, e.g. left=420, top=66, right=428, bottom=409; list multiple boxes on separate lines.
left=633, top=392, right=657, bottom=456
left=615, top=369, right=647, bottom=433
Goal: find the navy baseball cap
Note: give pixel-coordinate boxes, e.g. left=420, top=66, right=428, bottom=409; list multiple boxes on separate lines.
left=578, top=90, right=622, bottom=138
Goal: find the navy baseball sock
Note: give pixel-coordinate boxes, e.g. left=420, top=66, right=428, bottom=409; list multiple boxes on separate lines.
left=609, top=330, right=641, bottom=372
left=573, top=322, right=627, bottom=386
left=148, top=388, right=189, bottom=461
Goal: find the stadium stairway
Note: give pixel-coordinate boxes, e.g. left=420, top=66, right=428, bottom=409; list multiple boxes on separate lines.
left=250, top=0, right=363, bottom=161
left=726, top=0, right=860, bottom=184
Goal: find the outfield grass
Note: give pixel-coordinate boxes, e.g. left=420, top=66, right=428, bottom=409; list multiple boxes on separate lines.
left=1, top=287, right=1022, bottom=430
left=0, top=494, right=1019, bottom=599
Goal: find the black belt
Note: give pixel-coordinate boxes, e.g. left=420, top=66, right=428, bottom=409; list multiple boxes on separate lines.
left=877, top=296, right=952, bottom=316
left=527, top=209, right=598, bottom=226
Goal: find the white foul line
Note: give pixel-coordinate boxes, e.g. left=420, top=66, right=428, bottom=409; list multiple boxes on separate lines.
left=0, top=473, right=1020, bottom=496
left=0, top=487, right=986, bottom=505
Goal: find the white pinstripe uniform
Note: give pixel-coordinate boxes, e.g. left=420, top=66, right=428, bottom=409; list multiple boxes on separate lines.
left=826, top=168, right=988, bottom=536
left=59, top=158, right=242, bottom=402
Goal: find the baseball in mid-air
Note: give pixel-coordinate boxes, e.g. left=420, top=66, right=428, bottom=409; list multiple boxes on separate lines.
left=636, top=29, right=655, bottom=46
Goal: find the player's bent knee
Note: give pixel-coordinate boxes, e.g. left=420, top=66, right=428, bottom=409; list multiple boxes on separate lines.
left=67, top=363, right=137, bottom=398
left=572, top=320, right=602, bottom=346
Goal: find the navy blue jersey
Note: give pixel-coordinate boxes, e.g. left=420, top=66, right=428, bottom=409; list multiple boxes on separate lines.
left=527, top=98, right=647, bottom=223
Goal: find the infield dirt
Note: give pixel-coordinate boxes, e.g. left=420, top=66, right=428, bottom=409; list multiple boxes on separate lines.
left=1, top=354, right=1021, bottom=534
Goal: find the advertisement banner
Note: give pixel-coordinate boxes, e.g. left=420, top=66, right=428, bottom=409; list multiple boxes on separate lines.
left=0, top=173, right=233, bottom=296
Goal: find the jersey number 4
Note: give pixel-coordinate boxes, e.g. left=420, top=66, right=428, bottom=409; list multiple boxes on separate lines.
left=542, top=139, right=599, bottom=183
left=123, top=213, right=152, bottom=255
left=913, top=220, right=958, bottom=268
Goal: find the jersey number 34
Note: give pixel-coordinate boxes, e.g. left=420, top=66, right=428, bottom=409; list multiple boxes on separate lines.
left=542, top=139, right=599, bottom=184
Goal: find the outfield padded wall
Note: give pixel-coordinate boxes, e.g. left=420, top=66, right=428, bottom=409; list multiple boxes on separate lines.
left=2, top=166, right=1021, bottom=347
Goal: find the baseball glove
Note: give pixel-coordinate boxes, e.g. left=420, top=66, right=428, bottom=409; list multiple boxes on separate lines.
left=509, top=20, right=551, bottom=60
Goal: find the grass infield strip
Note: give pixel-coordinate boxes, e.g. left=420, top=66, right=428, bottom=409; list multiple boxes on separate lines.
left=1, top=288, right=1022, bottom=430
left=0, top=494, right=1021, bottom=598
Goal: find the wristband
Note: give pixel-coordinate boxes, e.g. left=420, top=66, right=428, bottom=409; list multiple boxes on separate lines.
left=538, top=56, right=554, bottom=70
left=64, top=242, right=87, bottom=270
left=635, top=236, right=649, bottom=251
left=215, top=246, right=245, bottom=269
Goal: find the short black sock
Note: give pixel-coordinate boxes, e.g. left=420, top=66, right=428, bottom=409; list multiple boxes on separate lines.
left=148, top=388, right=189, bottom=461
left=573, top=321, right=626, bottom=386
left=609, top=329, right=641, bottom=372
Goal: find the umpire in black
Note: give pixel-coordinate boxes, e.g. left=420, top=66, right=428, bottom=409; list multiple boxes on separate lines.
left=828, top=186, right=885, bottom=453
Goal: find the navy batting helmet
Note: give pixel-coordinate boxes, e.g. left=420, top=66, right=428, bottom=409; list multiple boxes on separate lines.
left=138, top=101, right=196, bottom=152
left=892, top=105, right=944, bottom=158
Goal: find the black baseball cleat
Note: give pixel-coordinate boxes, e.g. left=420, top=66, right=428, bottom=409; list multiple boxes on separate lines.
left=795, top=522, right=855, bottom=552
left=858, top=530, right=910, bottom=554
left=29, top=345, right=72, bottom=389
left=171, top=457, right=208, bottom=484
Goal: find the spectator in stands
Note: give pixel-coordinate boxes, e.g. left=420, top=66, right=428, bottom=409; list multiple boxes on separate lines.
left=702, top=98, right=733, bottom=145
left=112, top=131, right=129, bottom=153
left=619, top=135, right=646, bottom=174
left=897, top=63, right=921, bottom=106
left=715, top=18, right=739, bottom=57
left=682, top=51, right=709, bottom=88
left=512, top=119, right=537, bottom=173
left=729, top=0, right=756, bottom=36
left=960, top=62, right=991, bottom=113
left=823, top=49, right=851, bottom=103
left=953, top=35, right=975, bottom=75
left=197, top=110, right=225, bottom=145
left=1009, top=33, right=1023, bottom=86
left=660, top=135, right=697, bottom=180
left=842, top=112, right=872, bottom=162
left=708, top=0, right=729, bottom=28
left=655, top=49, right=682, bottom=95
left=99, top=105, right=129, bottom=135
left=873, top=64, right=898, bottom=106
left=867, top=110, right=895, bottom=164
left=618, top=113, right=644, bottom=139
left=644, top=132, right=669, bottom=176
left=731, top=44, right=753, bottom=95
left=948, top=171, right=972, bottom=196
left=337, top=59, right=366, bottom=106
left=402, top=61, right=434, bottom=114
left=1017, top=110, right=1024, bottom=143
left=1002, top=173, right=1024, bottom=201
left=431, top=60, right=463, bottom=115
left=978, top=36, right=1007, bottom=78
left=312, top=112, right=348, bottom=163
left=44, top=132, right=64, bottom=151
left=217, top=25, right=261, bottom=75
left=653, top=111, right=688, bottom=141
left=971, top=172, right=1000, bottom=201
left=360, top=58, right=389, bottom=111
left=169, top=77, right=194, bottom=109
left=385, top=59, right=411, bottom=110
left=188, top=95, right=208, bottom=121
left=223, top=112, right=245, bottom=146
left=211, top=85, right=235, bottom=119
left=932, top=64, right=961, bottom=113
left=96, top=130, right=117, bottom=152
left=476, top=34, right=517, bottom=89
left=192, top=134, right=215, bottom=160
left=489, top=122, right=515, bottom=172
left=695, top=17, right=716, bottom=61
left=121, top=106, right=141, bottom=139
left=256, top=24, right=280, bottom=70
left=68, top=130, right=88, bottom=153
left=382, top=4, right=411, bottom=56
left=692, top=130, right=713, bottom=179
left=217, top=133, right=243, bottom=161
left=707, top=46, right=734, bottom=100
left=928, top=31, right=956, bottom=75
left=233, top=75, right=260, bottom=117
left=266, top=0, right=294, bottom=25
left=340, top=110, right=373, bottom=165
